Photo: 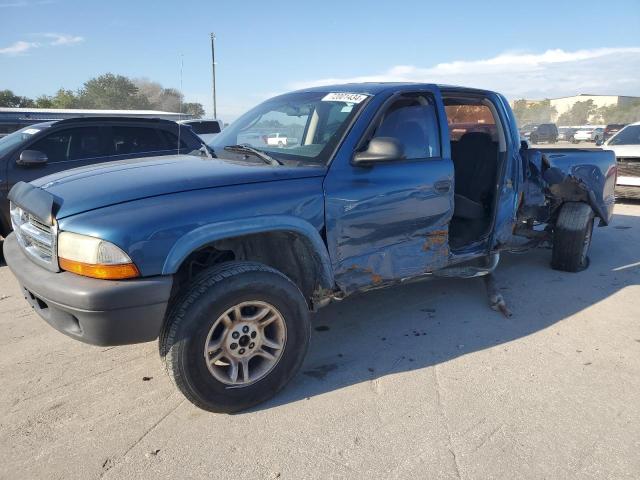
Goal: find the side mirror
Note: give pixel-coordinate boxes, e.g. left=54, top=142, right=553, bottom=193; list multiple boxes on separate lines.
left=353, top=137, right=404, bottom=166
left=17, top=150, right=48, bottom=167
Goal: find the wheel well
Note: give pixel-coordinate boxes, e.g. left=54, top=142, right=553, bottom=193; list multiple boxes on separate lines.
left=172, top=231, right=326, bottom=304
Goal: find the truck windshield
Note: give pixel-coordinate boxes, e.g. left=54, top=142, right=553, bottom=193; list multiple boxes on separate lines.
left=0, top=126, right=44, bottom=156
left=209, top=91, right=369, bottom=164
left=608, top=125, right=640, bottom=145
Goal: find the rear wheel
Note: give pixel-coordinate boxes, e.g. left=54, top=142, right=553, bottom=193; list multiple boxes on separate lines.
left=551, top=202, right=595, bottom=272
left=530, top=134, right=538, bottom=144
left=160, top=262, right=310, bottom=413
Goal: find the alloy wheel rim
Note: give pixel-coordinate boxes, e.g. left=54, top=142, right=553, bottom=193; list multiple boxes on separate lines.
left=204, top=301, right=287, bottom=386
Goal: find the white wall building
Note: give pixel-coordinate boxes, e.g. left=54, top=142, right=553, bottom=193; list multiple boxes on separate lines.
left=549, top=94, right=639, bottom=121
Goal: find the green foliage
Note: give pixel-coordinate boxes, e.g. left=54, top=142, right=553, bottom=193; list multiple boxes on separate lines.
left=51, top=89, right=80, bottom=109
left=1, top=74, right=205, bottom=118
left=78, top=73, right=151, bottom=110
left=0, top=89, right=35, bottom=107
left=183, top=102, right=205, bottom=118
left=512, top=99, right=557, bottom=126
left=595, top=99, right=640, bottom=124
left=557, top=100, right=597, bottom=126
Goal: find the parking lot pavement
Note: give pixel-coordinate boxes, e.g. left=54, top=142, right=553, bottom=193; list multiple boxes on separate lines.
left=533, top=141, right=599, bottom=149
left=0, top=203, right=639, bottom=480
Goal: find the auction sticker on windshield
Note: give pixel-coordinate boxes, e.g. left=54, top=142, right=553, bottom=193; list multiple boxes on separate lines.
left=322, top=92, right=368, bottom=103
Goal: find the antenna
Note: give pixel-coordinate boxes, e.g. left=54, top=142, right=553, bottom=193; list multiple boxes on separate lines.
left=210, top=32, right=217, bottom=119
left=178, top=53, right=184, bottom=154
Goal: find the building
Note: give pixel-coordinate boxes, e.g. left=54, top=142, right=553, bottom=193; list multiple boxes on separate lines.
left=0, top=107, right=194, bottom=137
left=549, top=94, right=640, bottom=122
left=509, top=94, right=640, bottom=124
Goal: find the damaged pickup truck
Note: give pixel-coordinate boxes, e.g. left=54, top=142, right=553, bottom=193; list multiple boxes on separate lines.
left=3, top=83, right=616, bottom=412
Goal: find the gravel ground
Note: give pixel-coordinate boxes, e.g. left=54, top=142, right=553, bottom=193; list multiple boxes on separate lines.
left=0, top=202, right=639, bottom=480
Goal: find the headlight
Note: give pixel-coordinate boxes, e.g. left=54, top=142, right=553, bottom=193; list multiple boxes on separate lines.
left=57, top=232, right=140, bottom=280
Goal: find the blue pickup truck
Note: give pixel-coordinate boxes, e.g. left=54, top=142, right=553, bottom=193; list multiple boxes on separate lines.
left=3, top=83, right=616, bottom=412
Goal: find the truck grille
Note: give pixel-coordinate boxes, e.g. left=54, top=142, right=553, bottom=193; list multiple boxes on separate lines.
left=617, top=158, right=640, bottom=178
left=10, top=202, right=57, bottom=269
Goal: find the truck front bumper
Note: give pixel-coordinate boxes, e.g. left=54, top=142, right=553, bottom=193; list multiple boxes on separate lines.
left=3, top=233, right=173, bottom=346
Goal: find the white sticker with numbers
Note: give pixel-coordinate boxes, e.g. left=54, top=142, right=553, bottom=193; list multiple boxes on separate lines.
left=321, top=92, right=368, bottom=103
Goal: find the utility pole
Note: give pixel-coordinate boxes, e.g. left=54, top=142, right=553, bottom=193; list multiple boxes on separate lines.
left=210, top=32, right=217, bottom=119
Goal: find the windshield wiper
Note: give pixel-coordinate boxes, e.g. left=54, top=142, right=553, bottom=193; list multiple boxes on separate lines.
left=200, top=142, right=216, bottom=158
left=223, top=144, right=283, bottom=166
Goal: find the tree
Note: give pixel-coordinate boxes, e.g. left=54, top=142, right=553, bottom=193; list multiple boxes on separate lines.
left=512, top=99, right=557, bottom=126
left=183, top=102, right=205, bottom=118
left=134, top=79, right=181, bottom=111
left=34, top=95, right=54, bottom=108
left=50, top=89, right=79, bottom=109
left=1, top=74, right=206, bottom=115
left=78, top=73, right=150, bottom=110
left=0, top=89, right=34, bottom=107
left=557, top=100, right=597, bottom=126
left=595, top=100, right=640, bottom=124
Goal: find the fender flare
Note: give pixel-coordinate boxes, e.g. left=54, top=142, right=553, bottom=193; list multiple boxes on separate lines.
left=161, top=215, right=334, bottom=290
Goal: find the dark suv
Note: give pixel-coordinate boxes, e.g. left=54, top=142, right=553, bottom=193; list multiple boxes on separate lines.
left=0, top=117, right=204, bottom=238
left=522, top=123, right=558, bottom=144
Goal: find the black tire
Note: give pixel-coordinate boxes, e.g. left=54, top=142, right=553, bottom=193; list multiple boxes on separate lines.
left=551, top=202, right=595, bottom=272
left=530, top=135, right=538, bottom=144
left=160, top=262, right=310, bottom=413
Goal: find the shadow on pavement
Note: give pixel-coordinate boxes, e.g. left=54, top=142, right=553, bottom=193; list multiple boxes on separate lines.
left=253, top=211, right=640, bottom=411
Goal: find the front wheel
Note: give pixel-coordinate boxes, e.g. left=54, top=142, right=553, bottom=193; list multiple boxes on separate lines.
left=160, top=262, right=310, bottom=413
left=551, top=202, right=595, bottom=272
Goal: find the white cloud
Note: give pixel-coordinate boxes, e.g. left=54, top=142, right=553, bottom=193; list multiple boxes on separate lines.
left=291, top=47, right=640, bottom=99
left=0, top=40, right=39, bottom=55
left=0, top=33, right=83, bottom=56
left=42, top=33, right=84, bottom=46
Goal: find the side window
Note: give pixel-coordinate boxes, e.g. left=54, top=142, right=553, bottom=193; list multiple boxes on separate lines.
left=111, top=126, right=169, bottom=155
left=372, top=96, right=441, bottom=159
left=29, top=127, right=105, bottom=163
left=161, top=130, right=189, bottom=150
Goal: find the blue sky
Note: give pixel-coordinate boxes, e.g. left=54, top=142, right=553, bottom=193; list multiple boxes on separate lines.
left=1, top=0, right=639, bottom=120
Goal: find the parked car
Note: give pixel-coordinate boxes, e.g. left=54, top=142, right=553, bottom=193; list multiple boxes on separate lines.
left=521, top=123, right=558, bottom=144
left=573, top=126, right=602, bottom=143
left=557, top=127, right=577, bottom=142
left=590, top=128, right=605, bottom=143
left=603, top=121, right=640, bottom=199
left=4, top=83, right=615, bottom=412
left=603, top=123, right=627, bottom=141
left=262, top=132, right=298, bottom=147
left=0, top=117, right=205, bottom=240
left=179, top=119, right=224, bottom=143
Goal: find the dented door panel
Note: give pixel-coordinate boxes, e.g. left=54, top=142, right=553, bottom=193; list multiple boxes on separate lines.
left=324, top=160, right=454, bottom=294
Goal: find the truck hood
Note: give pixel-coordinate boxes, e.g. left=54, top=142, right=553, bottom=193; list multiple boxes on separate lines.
left=32, top=155, right=326, bottom=219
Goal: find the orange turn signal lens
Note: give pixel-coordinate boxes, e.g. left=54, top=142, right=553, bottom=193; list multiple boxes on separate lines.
left=59, top=257, right=140, bottom=280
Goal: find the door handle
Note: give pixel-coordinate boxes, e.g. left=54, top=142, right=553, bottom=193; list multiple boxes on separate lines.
left=434, top=180, right=452, bottom=194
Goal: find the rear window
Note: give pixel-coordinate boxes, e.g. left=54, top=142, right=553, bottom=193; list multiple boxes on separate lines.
left=445, top=104, right=497, bottom=142
left=188, top=121, right=221, bottom=135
